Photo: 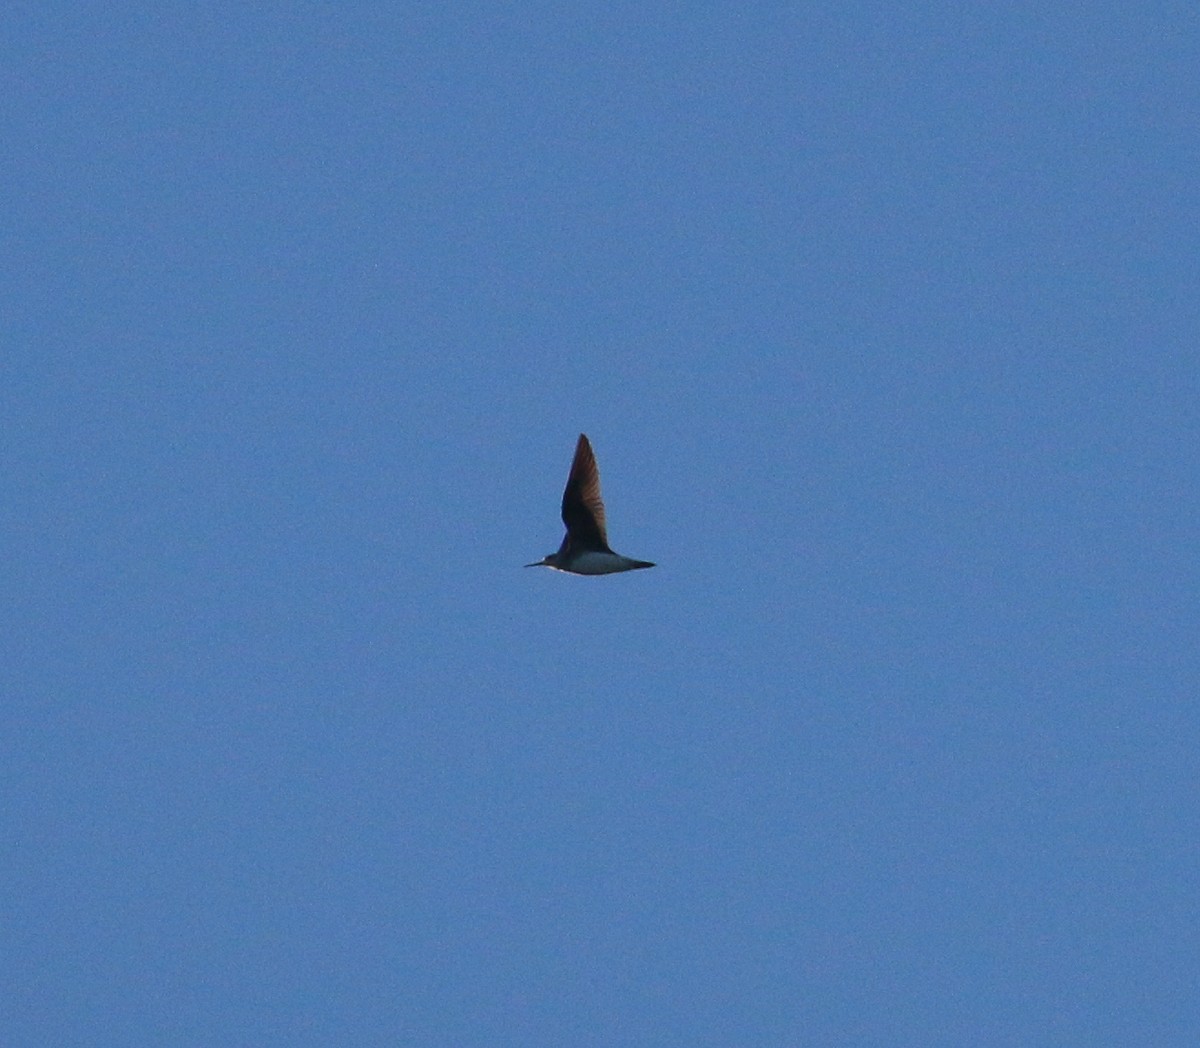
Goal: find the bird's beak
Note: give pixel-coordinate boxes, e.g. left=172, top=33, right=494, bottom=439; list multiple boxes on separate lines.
left=524, top=560, right=542, bottom=568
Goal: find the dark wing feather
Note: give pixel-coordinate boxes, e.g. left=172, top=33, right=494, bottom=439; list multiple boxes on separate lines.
left=560, top=434, right=610, bottom=551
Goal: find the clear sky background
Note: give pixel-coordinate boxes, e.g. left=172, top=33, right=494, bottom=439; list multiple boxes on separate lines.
left=3, top=4, right=1198, bottom=1046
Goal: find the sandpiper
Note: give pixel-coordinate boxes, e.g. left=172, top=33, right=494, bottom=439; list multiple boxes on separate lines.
left=526, top=434, right=655, bottom=575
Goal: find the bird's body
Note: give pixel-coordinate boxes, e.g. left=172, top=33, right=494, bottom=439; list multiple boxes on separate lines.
left=526, top=434, right=655, bottom=575
left=537, top=549, right=652, bottom=575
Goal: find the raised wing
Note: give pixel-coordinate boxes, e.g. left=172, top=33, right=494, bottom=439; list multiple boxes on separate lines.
left=560, top=433, right=610, bottom=551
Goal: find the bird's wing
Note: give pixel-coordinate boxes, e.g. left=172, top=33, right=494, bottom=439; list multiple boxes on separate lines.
left=560, top=433, right=609, bottom=549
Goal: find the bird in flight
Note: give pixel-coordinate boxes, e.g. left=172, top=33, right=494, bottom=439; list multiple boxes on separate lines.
left=526, top=434, right=656, bottom=575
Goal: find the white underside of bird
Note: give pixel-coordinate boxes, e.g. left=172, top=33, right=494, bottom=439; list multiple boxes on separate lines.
left=543, top=551, right=648, bottom=574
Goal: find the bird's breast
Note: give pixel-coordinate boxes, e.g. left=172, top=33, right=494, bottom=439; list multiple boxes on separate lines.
left=564, top=551, right=643, bottom=575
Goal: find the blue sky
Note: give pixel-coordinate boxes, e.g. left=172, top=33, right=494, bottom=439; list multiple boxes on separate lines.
left=3, top=3, right=1198, bottom=1045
